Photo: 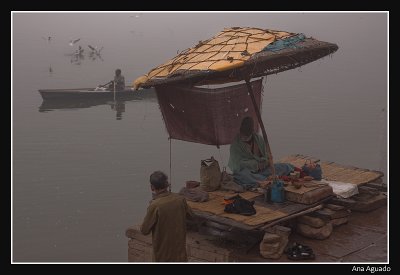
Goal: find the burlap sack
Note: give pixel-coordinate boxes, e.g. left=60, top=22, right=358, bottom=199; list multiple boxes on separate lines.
left=200, top=156, right=221, bottom=192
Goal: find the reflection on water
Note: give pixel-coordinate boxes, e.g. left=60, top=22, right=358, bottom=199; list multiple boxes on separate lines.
left=110, top=101, right=125, bottom=120
left=38, top=88, right=156, bottom=120
left=70, top=51, right=84, bottom=65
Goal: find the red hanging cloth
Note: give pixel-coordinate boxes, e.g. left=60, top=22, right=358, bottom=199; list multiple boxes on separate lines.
left=155, top=79, right=263, bottom=146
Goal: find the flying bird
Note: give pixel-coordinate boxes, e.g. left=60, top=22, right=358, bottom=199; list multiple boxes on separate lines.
left=69, top=38, right=81, bottom=46
left=42, top=36, right=52, bottom=43
left=87, top=45, right=104, bottom=61
left=88, top=45, right=103, bottom=54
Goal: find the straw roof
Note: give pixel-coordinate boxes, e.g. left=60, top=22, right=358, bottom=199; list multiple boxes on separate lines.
left=133, top=27, right=338, bottom=89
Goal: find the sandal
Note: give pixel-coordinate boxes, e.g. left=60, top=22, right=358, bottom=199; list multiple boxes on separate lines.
left=286, top=242, right=315, bottom=261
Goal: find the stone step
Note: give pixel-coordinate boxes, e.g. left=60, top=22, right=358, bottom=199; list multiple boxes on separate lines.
left=351, top=193, right=387, bottom=212
left=365, top=182, right=387, bottom=192
left=358, top=186, right=380, bottom=196
left=327, top=197, right=357, bottom=208
left=297, top=215, right=326, bottom=228
left=296, top=222, right=333, bottom=240
left=312, top=208, right=351, bottom=220
left=331, top=217, right=349, bottom=227
left=324, top=203, right=345, bottom=211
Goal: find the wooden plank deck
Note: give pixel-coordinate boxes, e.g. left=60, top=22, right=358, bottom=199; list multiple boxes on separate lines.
left=189, top=189, right=332, bottom=231
left=282, top=154, right=384, bottom=185
left=189, top=154, right=384, bottom=232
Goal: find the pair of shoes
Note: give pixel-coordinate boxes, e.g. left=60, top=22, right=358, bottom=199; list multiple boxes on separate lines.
left=286, top=242, right=315, bottom=261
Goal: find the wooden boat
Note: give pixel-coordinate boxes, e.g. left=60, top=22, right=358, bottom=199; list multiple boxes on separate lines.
left=38, top=89, right=156, bottom=112
left=38, top=87, right=139, bottom=100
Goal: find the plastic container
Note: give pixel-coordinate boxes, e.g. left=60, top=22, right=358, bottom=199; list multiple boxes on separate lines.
left=270, top=179, right=285, bottom=203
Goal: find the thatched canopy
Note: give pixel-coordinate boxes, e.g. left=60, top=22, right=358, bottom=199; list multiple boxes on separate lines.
left=133, top=27, right=338, bottom=89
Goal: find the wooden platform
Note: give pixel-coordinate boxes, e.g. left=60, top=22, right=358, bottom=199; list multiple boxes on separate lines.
left=126, top=155, right=385, bottom=262
left=190, top=191, right=330, bottom=231
left=279, top=154, right=384, bottom=185
left=189, top=154, right=384, bottom=232
left=188, top=191, right=287, bottom=228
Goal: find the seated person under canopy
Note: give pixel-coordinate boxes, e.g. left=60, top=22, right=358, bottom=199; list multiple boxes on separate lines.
left=228, top=116, right=294, bottom=189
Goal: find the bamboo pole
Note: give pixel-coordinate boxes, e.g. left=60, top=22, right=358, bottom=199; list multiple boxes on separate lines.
left=259, top=204, right=324, bottom=230
left=245, top=78, right=276, bottom=179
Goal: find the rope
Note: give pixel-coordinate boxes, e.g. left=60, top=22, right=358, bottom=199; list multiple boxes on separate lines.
left=218, top=147, right=225, bottom=169
left=169, top=137, right=172, bottom=192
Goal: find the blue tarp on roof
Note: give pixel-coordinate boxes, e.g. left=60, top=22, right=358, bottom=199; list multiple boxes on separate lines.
left=264, top=33, right=306, bottom=52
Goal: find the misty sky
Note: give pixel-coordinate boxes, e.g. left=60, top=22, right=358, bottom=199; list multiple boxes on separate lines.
left=13, top=12, right=387, bottom=87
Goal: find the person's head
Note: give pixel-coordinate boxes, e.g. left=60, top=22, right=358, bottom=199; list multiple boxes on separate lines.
left=115, top=69, right=121, bottom=76
left=149, top=171, right=169, bottom=191
left=239, top=116, right=254, bottom=142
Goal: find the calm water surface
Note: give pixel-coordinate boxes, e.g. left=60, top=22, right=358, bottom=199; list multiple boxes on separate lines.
left=12, top=13, right=387, bottom=262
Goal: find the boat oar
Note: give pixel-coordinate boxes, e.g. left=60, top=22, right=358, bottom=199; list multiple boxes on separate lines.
left=97, top=81, right=112, bottom=89
left=94, top=81, right=112, bottom=91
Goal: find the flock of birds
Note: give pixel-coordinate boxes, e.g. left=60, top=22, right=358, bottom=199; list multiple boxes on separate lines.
left=69, top=39, right=104, bottom=65
left=42, top=36, right=104, bottom=65
left=68, top=38, right=103, bottom=57
left=42, top=14, right=143, bottom=70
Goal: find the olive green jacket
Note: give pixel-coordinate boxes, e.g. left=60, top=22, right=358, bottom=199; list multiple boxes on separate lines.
left=140, top=191, right=194, bottom=262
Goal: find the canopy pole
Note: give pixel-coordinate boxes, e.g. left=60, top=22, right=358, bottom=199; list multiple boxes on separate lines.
left=169, top=137, right=172, bottom=192
left=244, top=78, right=276, bottom=179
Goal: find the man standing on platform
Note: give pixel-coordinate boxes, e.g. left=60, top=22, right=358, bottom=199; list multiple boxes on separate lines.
left=140, top=171, right=194, bottom=262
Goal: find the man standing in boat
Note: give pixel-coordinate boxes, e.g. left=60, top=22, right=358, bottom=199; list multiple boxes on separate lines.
left=108, top=69, right=125, bottom=91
